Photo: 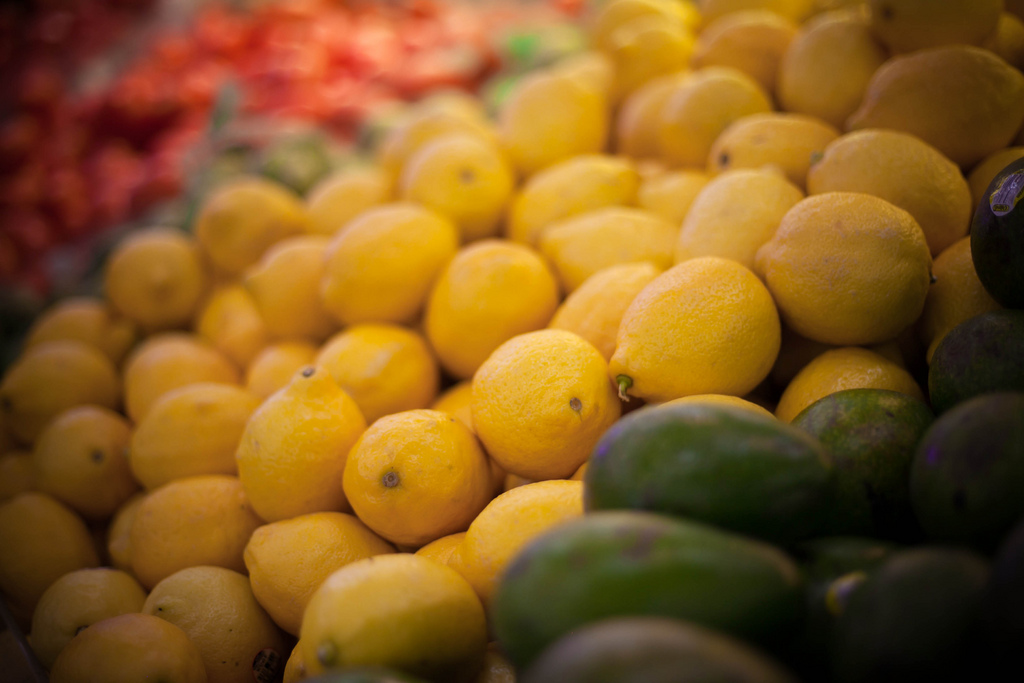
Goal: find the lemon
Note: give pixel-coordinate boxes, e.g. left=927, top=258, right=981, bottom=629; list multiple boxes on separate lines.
left=129, top=474, right=263, bottom=589
left=0, top=450, right=33, bottom=503
left=968, top=146, right=1024, bottom=210
left=283, top=642, right=307, bottom=683
left=675, top=167, right=805, bottom=270
left=244, top=341, right=318, bottom=401
left=29, top=567, right=146, bottom=668
left=472, top=330, right=621, bottom=481
left=866, top=0, right=1001, bottom=53
left=143, top=566, right=290, bottom=683
left=755, top=192, right=932, bottom=346
left=49, top=613, right=207, bottom=683
left=106, top=492, right=146, bottom=574
left=195, top=284, right=270, bottom=370
left=983, top=11, right=1024, bottom=72
left=699, top=0, right=816, bottom=23
left=662, top=394, right=775, bottom=418
left=415, top=531, right=468, bottom=566
left=32, top=405, right=137, bottom=520
left=343, top=410, right=493, bottom=547
left=807, top=129, right=972, bottom=256
left=615, top=72, right=690, bottom=160
left=129, top=383, right=260, bottom=490
left=25, top=297, right=137, bottom=367
left=551, top=50, right=616, bottom=100
left=377, top=107, right=499, bottom=183
left=477, top=644, right=516, bottom=683
left=235, top=365, right=366, bottom=523
left=320, top=202, right=459, bottom=326
left=636, top=168, right=711, bottom=225
left=610, top=256, right=781, bottom=403
left=244, top=511, right=396, bottom=636
left=424, top=240, right=561, bottom=380
left=847, top=45, right=1024, bottom=168
left=605, top=14, right=696, bottom=101
left=589, top=0, right=700, bottom=52
left=300, top=554, right=487, bottom=681
left=431, top=380, right=476, bottom=431
left=692, top=10, right=799, bottom=97
left=306, top=166, right=393, bottom=236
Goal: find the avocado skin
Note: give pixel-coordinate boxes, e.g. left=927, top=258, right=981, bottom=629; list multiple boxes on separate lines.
left=971, top=155, right=1024, bottom=308
left=985, top=517, right=1024, bottom=672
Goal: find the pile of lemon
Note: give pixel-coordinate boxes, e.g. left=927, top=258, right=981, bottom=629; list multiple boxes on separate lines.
left=0, top=0, right=1020, bottom=681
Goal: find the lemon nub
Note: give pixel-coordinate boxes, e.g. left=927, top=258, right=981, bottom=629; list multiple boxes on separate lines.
left=317, top=641, right=338, bottom=666
left=382, top=471, right=400, bottom=488
left=616, top=375, right=633, bottom=401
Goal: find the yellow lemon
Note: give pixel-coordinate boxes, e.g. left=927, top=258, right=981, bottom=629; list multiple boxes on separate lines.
left=847, top=45, right=1024, bottom=168
left=49, top=613, right=207, bottom=683
left=300, top=554, right=487, bottom=680
left=377, top=107, right=498, bottom=183
left=244, top=235, right=336, bottom=342
left=807, top=129, right=973, bottom=256
left=143, top=566, right=290, bottom=683
left=610, top=256, right=781, bottom=402
left=103, top=228, right=208, bottom=334
left=539, top=207, right=677, bottom=292
left=194, top=176, right=311, bottom=277
left=636, top=168, right=711, bottom=225
left=699, top=0, right=816, bottom=23
left=550, top=50, right=616, bottom=100
left=195, top=284, right=269, bottom=370
left=129, top=383, right=260, bottom=490
left=472, top=330, right=621, bottom=481
left=589, top=0, right=700, bottom=52
left=123, top=333, right=240, bottom=423
left=0, top=492, right=99, bottom=617
left=661, top=394, right=775, bottom=418
left=708, top=112, right=840, bottom=190
left=768, top=325, right=909, bottom=392
left=692, top=10, right=799, bottom=97
left=867, top=0, right=1001, bottom=54
left=657, top=66, right=773, bottom=168
left=675, top=167, right=805, bottom=270
left=968, top=146, right=1024, bottom=210
left=244, top=511, right=395, bottom=636
left=425, top=240, right=561, bottom=380
left=343, top=409, right=492, bottom=547
left=399, top=133, right=516, bottom=242
left=605, top=14, right=696, bottom=101
left=29, top=567, right=146, bottom=669
left=918, top=236, right=1002, bottom=363
left=106, top=492, right=146, bottom=575
left=32, top=405, right=137, bottom=520
left=25, top=297, right=137, bottom=367
left=775, top=346, right=924, bottom=422
left=0, top=450, right=33, bottom=503
left=0, top=340, right=120, bottom=445
left=548, top=262, right=663, bottom=362
left=614, top=72, right=690, bottom=160
left=415, top=531, right=467, bottom=566
left=235, top=365, right=366, bottom=523
left=476, top=643, right=516, bottom=683
left=454, top=480, right=583, bottom=607
left=306, top=166, right=393, bottom=237
left=777, top=9, right=888, bottom=130
left=320, top=202, right=459, bottom=326
left=983, top=11, right=1024, bottom=72
left=431, top=380, right=476, bottom=431
left=315, top=325, right=440, bottom=424
left=283, top=642, right=307, bottom=683
left=755, top=192, right=932, bottom=345
left=129, top=474, right=263, bottom=589
left=244, top=341, right=318, bottom=401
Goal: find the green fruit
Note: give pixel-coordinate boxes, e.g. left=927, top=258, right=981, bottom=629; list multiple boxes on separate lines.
left=831, top=547, right=990, bottom=683
left=491, top=510, right=804, bottom=670
left=971, top=155, right=1024, bottom=308
left=521, top=617, right=799, bottom=683
left=928, top=309, right=1024, bottom=414
left=795, top=537, right=903, bottom=583
left=909, top=392, right=1024, bottom=550
left=791, top=388, right=933, bottom=540
left=584, top=403, right=834, bottom=544
left=986, top=517, right=1024, bottom=669
left=304, top=668, right=429, bottom=683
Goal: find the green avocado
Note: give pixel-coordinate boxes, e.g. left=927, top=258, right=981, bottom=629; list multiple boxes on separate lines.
left=971, top=155, right=1024, bottom=308
left=584, top=403, right=834, bottom=545
left=986, top=517, right=1024, bottom=671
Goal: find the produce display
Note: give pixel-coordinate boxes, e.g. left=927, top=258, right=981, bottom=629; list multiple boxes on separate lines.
left=2, top=0, right=1024, bottom=682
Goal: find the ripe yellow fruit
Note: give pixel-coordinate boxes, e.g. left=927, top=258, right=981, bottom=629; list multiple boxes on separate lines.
left=399, top=133, right=516, bottom=242
left=477, top=643, right=516, bottom=683
left=377, top=107, right=498, bottom=183
left=658, top=66, right=773, bottom=168
left=306, top=166, right=393, bottom=236
left=195, top=285, right=269, bottom=370
left=807, top=129, right=972, bottom=256
left=194, top=176, right=311, bottom=276
left=699, top=0, right=815, bottom=24
left=692, top=10, right=799, bottom=97
left=454, top=480, right=584, bottom=606
left=244, top=511, right=395, bottom=636
left=425, top=240, right=561, bottom=380
left=675, top=168, right=805, bottom=270
left=610, top=257, right=781, bottom=403
left=755, top=192, right=932, bottom=346
left=548, top=262, right=663, bottom=362
left=129, top=383, right=260, bottom=490
left=662, top=394, right=775, bottom=418
left=106, top=492, right=146, bottom=574
left=605, top=14, right=696, bottom=101
left=775, top=346, right=925, bottom=422
left=300, top=554, right=487, bottom=680
left=103, top=228, right=208, bottom=334
left=49, top=613, right=207, bottom=683
left=143, top=566, right=290, bottom=683
left=320, top=202, right=459, bottom=326
left=244, top=341, right=318, bottom=401
left=0, top=340, right=120, bottom=445
left=589, top=0, right=700, bottom=52
left=472, top=330, right=621, bottom=480
left=244, top=235, right=336, bottom=342
left=316, top=324, right=440, bottom=424
left=415, top=531, right=467, bottom=566
left=343, top=410, right=492, bottom=547
left=615, top=72, right=690, bottom=160
left=0, top=450, right=33, bottom=503
left=636, top=169, right=710, bottom=225
left=431, top=380, right=475, bottom=431
left=29, top=568, right=146, bottom=669
left=129, top=474, right=263, bottom=589
left=968, top=146, right=1024, bottom=210
left=0, top=492, right=99, bottom=617
left=32, top=405, right=137, bottom=520
left=122, top=333, right=240, bottom=423
left=867, top=0, right=1001, bottom=54
left=777, top=9, right=888, bottom=130
left=283, top=642, right=307, bottom=683
left=235, top=365, right=366, bottom=522
left=983, top=11, right=1024, bottom=72
left=507, top=154, right=640, bottom=246
left=847, top=46, right=1024, bottom=168
left=708, top=112, right=840, bottom=190
left=25, top=297, right=137, bottom=367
